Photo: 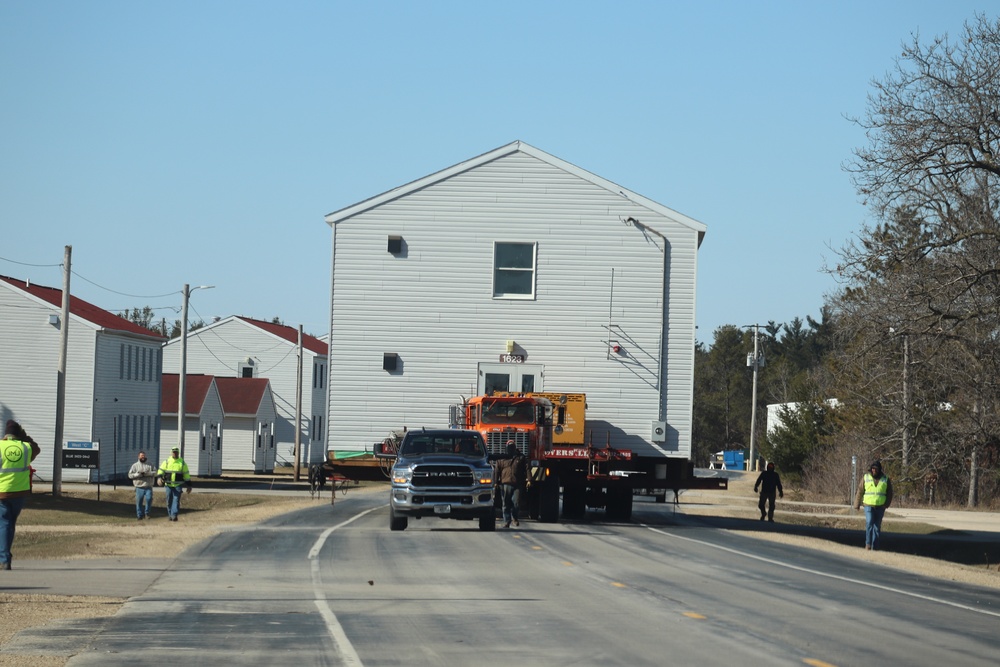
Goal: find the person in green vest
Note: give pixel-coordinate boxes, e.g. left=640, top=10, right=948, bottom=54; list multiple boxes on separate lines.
left=157, top=447, right=192, bottom=522
left=0, top=420, right=41, bottom=570
left=853, top=460, right=893, bottom=550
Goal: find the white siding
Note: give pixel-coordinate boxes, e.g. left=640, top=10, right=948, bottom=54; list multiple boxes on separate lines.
left=326, top=149, right=701, bottom=460
left=94, top=335, right=163, bottom=482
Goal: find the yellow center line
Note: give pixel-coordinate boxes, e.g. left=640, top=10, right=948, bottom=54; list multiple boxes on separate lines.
left=611, top=582, right=627, bottom=588
left=561, top=561, right=574, bottom=567
left=803, top=660, right=838, bottom=667
left=682, top=612, right=706, bottom=619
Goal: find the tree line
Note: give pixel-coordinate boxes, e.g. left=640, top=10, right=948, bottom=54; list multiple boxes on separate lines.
left=695, top=14, right=1000, bottom=508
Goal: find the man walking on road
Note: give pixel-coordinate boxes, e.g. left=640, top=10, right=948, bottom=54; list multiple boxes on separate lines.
left=754, top=461, right=783, bottom=522
left=128, top=451, right=157, bottom=520
left=495, top=441, right=527, bottom=528
left=157, top=447, right=192, bottom=522
left=853, top=460, right=893, bottom=550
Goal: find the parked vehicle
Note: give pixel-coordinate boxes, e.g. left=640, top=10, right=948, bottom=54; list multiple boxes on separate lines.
left=373, top=428, right=496, bottom=531
left=451, top=392, right=727, bottom=523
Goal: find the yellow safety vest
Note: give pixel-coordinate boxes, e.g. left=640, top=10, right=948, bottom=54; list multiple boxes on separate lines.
left=158, top=457, right=190, bottom=487
left=0, top=439, right=33, bottom=494
left=862, top=473, right=888, bottom=506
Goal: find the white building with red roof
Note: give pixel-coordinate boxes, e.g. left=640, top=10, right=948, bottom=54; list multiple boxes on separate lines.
left=162, top=315, right=326, bottom=469
left=0, top=274, right=166, bottom=483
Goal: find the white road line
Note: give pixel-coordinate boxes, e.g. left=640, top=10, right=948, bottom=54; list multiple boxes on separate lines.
left=642, top=524, right=1000, bottom=618
left=309, top=506, right=384, bottom=667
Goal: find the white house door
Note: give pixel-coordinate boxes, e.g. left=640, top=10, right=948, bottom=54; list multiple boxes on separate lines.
left=477, top=362, right=543, bottom=395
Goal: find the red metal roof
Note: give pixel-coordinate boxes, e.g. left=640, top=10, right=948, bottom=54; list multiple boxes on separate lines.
left=161, top=374, right=215, bottom=414
left=0, top=274, right=166, bottom=340
left=215, top=376, right=271, bottom=415
left=236, top=316, right=327, bottom=355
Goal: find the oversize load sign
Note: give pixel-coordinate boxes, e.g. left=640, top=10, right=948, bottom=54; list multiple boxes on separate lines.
left=64, top=441, right=100, bottom=469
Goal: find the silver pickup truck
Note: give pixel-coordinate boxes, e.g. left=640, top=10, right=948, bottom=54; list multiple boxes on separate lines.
left=373, top=428, right=496, bottom=531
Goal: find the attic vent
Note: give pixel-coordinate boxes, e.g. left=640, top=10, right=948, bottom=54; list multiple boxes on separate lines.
left=387, top=235, right=403, bottom=254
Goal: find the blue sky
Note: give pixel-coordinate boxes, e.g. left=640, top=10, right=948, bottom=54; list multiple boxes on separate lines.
left=1, top=2, right=990, bottom=343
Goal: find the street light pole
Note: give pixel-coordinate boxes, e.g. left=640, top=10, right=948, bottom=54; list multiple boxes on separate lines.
left=178, top=283, right=214, bottom=457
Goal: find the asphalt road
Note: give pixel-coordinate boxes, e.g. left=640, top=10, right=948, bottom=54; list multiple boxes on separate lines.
left=6, top=488, right=1000, bottom=667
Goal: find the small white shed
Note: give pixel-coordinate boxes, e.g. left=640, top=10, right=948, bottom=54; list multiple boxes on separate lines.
left=215, top=376, right=277, bottom=473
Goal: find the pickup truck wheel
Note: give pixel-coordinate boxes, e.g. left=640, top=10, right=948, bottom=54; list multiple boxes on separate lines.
left=479, top=512, right=496, bottom=531
left=389, top=509, right=408, bottom=531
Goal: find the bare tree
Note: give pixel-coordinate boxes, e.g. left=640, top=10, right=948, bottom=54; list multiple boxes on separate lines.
left=833, top=14, right=1000, bottom=505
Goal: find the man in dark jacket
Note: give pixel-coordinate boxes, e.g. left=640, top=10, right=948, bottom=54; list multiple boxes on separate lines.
left=754, top=462, right=783, bottom=522
left=494, top=441, right=527, bottom=528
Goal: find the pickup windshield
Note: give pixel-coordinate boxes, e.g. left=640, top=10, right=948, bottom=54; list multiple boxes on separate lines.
left=400, top=433, right=486, bottom=457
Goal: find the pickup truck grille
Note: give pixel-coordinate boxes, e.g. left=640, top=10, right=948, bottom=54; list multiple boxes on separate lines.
left=411, top=465, right=475, bottom=488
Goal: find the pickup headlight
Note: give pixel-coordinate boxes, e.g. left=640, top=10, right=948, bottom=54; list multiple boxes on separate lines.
left=476, top=469, right=493, bottom=485
left=392, top=467, right=413, bottom=485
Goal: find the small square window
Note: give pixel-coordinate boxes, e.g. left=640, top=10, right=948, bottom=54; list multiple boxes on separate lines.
left=387, top=235, right=403, bottom=254
left=383, top=353, right=399, bottom=371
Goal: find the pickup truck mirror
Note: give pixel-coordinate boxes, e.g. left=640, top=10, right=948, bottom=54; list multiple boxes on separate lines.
left=372, top=440, right=397, bottom=459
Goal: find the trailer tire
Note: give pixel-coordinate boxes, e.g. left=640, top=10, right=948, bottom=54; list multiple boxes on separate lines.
left=606, top=486, right=633, bottom=522
left=389, top=508, right=408, bottom=531
left=527, top=486, right=541, bottom=520
left=479, top=511, right=496, bottom=531
left=539, top=477, right=560, bottom=523
left=562, top=483, right=586, bottom=519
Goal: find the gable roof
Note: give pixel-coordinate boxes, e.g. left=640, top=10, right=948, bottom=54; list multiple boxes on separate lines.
left=323, top=140, right=707, bottom=242
left=0, top=275, right=166, bottom=340
left=215, top=376, right=272, bottom=416
left=234, top=316, right=327, bottom=355
left=161, top=374, right=215, bottom=415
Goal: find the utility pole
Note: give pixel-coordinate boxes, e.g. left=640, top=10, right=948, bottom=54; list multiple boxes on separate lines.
left=746, top=324, right=764, bottom=472
left=178, top=283, right=214, bottom=457
left=52, top=245, right=72, bottom=496
left=293, top=324, right=303, bottom=482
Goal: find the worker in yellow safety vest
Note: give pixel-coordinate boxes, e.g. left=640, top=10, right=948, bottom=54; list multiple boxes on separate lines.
left=157, top=447, right=192, bottom=522
left=852, top=459, right=893, bottom=550
left=0, top=420, right=41, bottom=570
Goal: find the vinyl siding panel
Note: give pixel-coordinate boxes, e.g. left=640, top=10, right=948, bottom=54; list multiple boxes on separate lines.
left=327, top=149, right=700, bottom=460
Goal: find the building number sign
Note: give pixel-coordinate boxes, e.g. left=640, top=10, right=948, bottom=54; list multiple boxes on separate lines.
left=499, top=354, right=525, bottom=363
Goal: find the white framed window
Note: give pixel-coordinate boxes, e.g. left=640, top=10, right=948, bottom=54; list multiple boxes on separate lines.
left=493, top=242, right=536, bottom=298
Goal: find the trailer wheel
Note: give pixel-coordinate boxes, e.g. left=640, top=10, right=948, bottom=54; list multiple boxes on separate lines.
left=539, top=477, right=560, bottom=523
left=562, top=483, right=586, bottom=519
left=654, top=492, right=668, bottom=504
left=479, top=511, right=496, bottom=531
left=527, top=485, right=540, bottom=520
left=605, top=486, right=633, bottom=522
left=389, top=508, right=408, bottom=531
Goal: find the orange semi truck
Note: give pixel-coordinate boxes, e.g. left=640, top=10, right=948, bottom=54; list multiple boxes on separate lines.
left=449, top=392, right=727, bottom=523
